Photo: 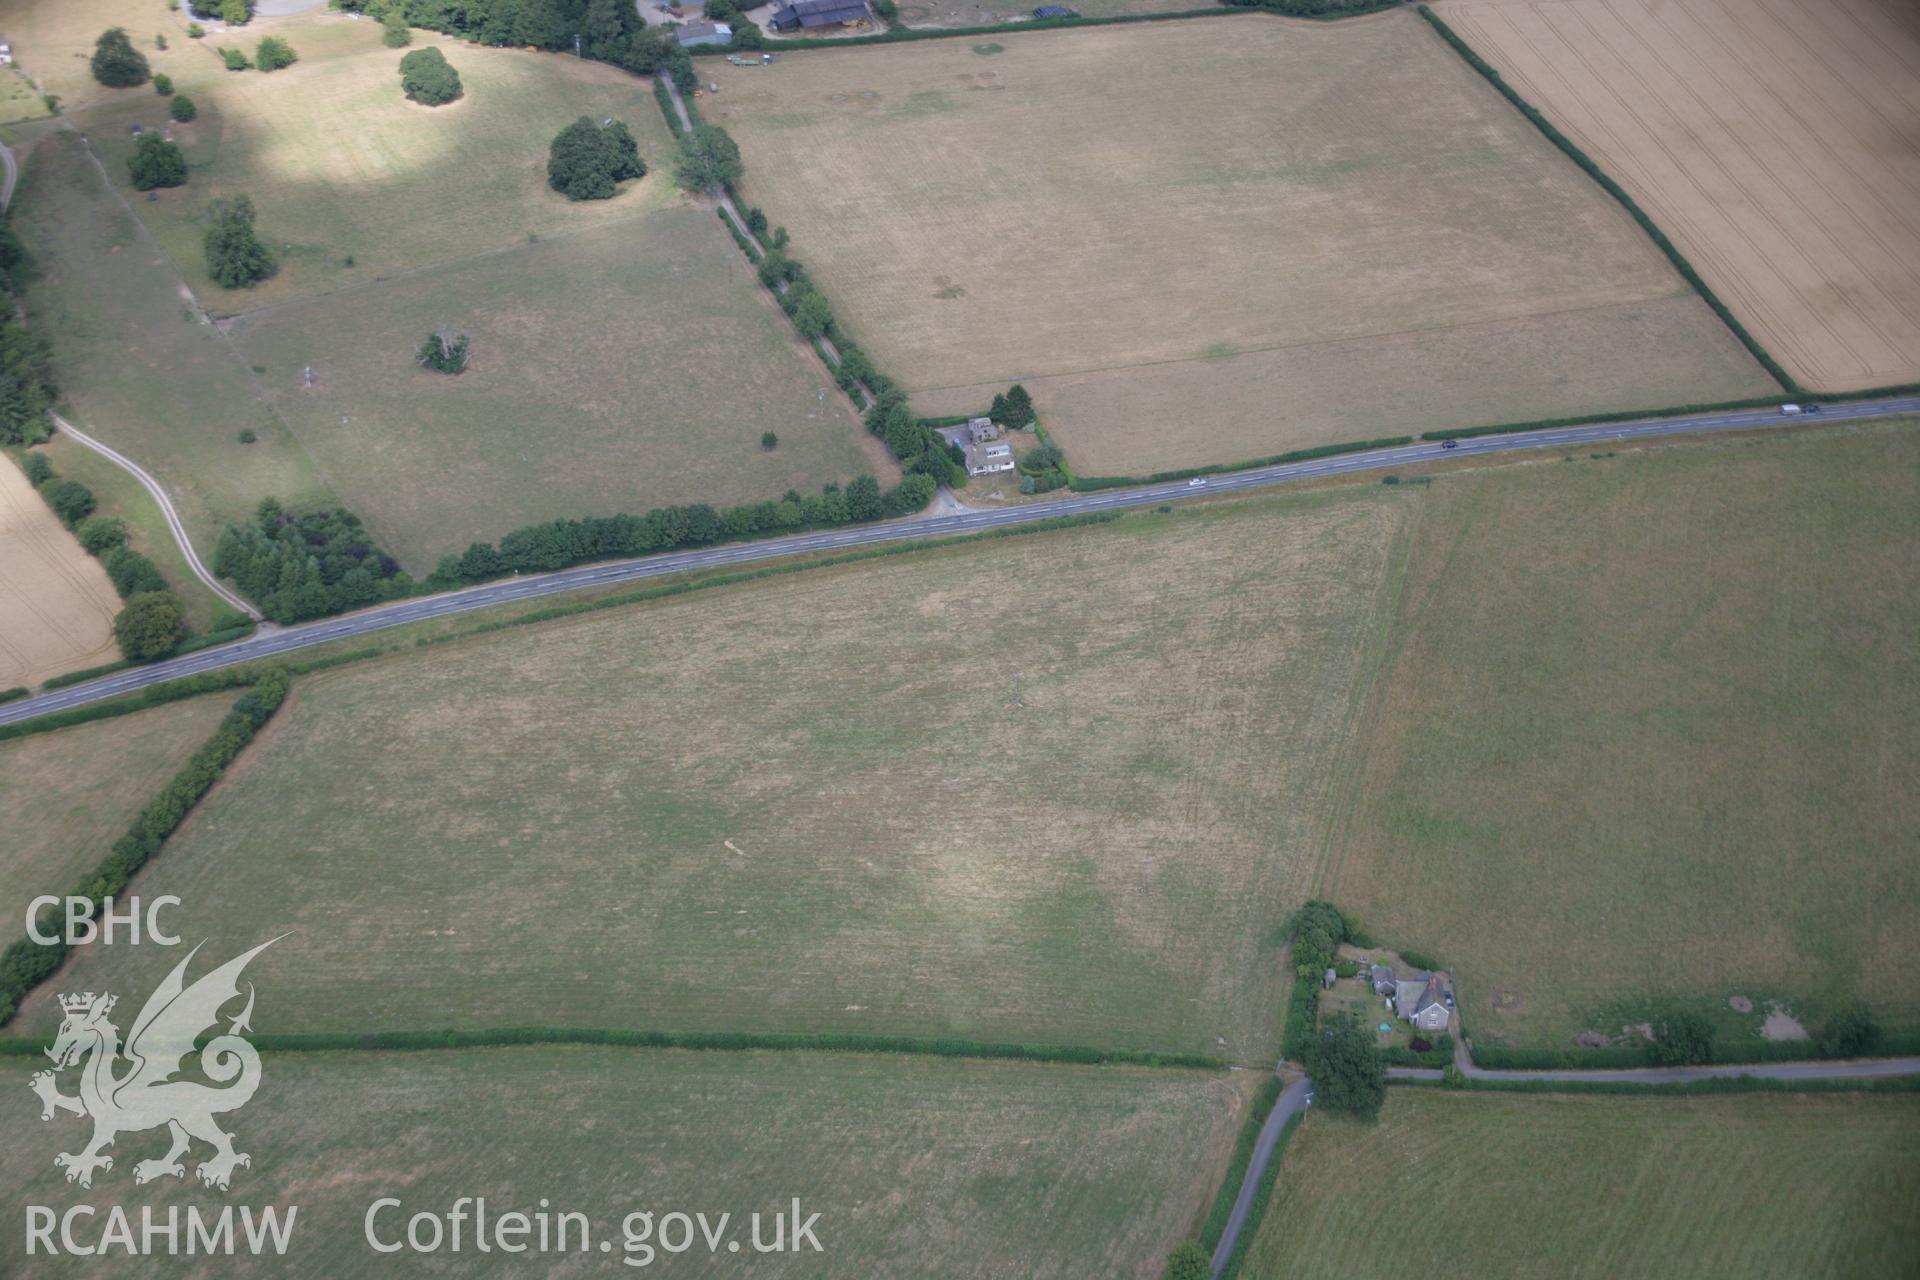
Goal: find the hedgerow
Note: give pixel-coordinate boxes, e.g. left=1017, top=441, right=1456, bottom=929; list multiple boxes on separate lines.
left=1198, top=1074, right=1285, bottom=1252
left=0, top=671, right=291, bottom=1024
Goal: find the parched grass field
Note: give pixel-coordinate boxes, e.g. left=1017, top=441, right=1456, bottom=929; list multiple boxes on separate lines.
left=1439, top=0, right=1920, bottom=393
left=17, top=13, right=887, bottom=571
left=11, top=130, right=335, bottom=558
left=0, top=694, right=233, bottom=936
left=1321, top=421, right=1920, bottom=1048
left=224, top=207, right=887, bottom=570
left=76, top=17, right=677, bottom=309
left=707, top=11, right=1774, bottom=478
left=0, top=0, right=188, bottom=110
left=22, top=488, right=1410, bottom=1057
left=1241, top=1090, right=1920, bottom=1279
left=0, top=455, right=120, bottom=688
left=0, top=1047, right=1250, bottom=1278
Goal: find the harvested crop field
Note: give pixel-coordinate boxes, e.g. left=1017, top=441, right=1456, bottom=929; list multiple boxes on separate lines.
left=1321, top=420, right=1920, bottom=1049
left=1241, top=1091, right=1920, bottom=1279
left=23, top=488, right=1410, bottom=1058
left=0, top=694, right=234, bottom=939
left=0, top=455, right=120, bottom=688
left=0, top=1046, right=1250, bottom=1278
left=707, top=11, right=1773, bottom=478
left=1439, top=0, right=1920, bottom=392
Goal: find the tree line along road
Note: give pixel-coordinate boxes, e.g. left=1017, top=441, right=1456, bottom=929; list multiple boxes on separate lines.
left=3, top=394, right=1917, bottom=730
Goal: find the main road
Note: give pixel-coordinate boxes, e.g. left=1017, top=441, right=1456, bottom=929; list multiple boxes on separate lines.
left=4, top=395, right=1916, bottom=728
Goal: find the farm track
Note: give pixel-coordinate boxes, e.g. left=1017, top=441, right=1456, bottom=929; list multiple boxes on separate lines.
left=3, top=395, right=1916, bottom=729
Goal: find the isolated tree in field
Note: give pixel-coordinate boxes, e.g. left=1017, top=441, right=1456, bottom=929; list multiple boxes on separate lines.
left=203, top=195, right=275, bottom=288
left=170, top=94, right=197, bottom=122
left=1305, top=1013, right=1386, bottom=1120
left=673, top=123, right=742, bottom=192
left=127, top=133, right=187, bottom=191
left=1164, top=1242, right=1209, bottom=1280
left=417, top=326, right=469, bottom=373
left=399, top=46, right=461, bottom=105
left=153, top=73, right=174, bottom=96
left=381, top=9, right=412, bottom=47
left=221, top=47, right=251, bottom=71
left=113, top=591, right=184, bottom=660
left=760, top=431, right=778, bottom=450
left=256, top=36, right=297, bottom=71
left=546, top=116, right=644, bottom=201
left=91, top=28, right=151, bottom=88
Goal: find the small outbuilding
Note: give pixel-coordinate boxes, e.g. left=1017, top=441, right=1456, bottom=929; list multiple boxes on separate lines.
left=1033, top=5, right=1076, bottom=16
left=770, top=0, right=871, bottom=30
left=676, top=20, right=734, bottom=46
left=0, top=37, right=12, bottom=65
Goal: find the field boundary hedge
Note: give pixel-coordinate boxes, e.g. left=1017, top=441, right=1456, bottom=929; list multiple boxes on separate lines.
left=1416, top=5, right=1798, bottom=391
left=0, top=513, right=1127, bottom=736
left=0, top=670, right=291, bottom=1025
left=1467, top=1031, right=1920, bottom=1072
left=1395, top=1073, right=1920, bottom=1097
left=0, top=1023, right=1222, bottom=1068
left=1197, top=1074, right=1285, bottom=1253
left=685, top=1, right=1401, bottom=56
left=1216, top=1109, right=1305, bottom=1280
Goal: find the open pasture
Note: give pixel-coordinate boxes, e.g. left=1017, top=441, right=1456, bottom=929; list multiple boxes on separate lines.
left=1241, top=1090, right=1920, bottom=1280
left=0, top=693, right=233, bottom=940
left=23, top=488, right=1410, bottom=1058
left=12, top=130, right=335, bottom=558
left=0, top=455, right=120, bottom=688
left=1439, top=0, right=1920, bottom=392
left=707, top=11, right=1773, bottom=478
left=1322, top=421, right=1920, bottom=1049
left=0, top=1046, right=1249, bottom=1278
left=225, top=207, right=887, bottom=571
left=76, top=16, right=677, bottom=310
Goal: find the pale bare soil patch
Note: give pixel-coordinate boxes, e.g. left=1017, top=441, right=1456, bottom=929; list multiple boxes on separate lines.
left=29, top=490, right=1410, bottom=1058
left=0, top=694, right=233, bottom=935
left=1440, top=0, right=1920, bottom=392
left=710, top=12, right=1772, bottom=476
left=0, top=455, right=118, bottom=687
left=0, top=1048, right=1250, bottom=1278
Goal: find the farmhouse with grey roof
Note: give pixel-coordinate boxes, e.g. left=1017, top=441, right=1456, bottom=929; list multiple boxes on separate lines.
left=1394, top=973, right=1452, bottom=1032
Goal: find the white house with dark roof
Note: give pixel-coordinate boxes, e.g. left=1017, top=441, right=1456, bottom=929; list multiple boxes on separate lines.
left=1394, top=973, right=1452, bottom=1032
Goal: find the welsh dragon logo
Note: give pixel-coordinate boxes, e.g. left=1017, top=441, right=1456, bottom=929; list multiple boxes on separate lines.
left=29, top=938, right=280, bottom=1191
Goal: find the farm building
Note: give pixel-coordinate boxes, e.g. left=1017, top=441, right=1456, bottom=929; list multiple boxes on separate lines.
left=0, top=36, right=11, bottom=65
left=770, top=0, right=871, bottom=30
left=1033, top=5, right=1077, bottom=17
left=676, top=20, right=734, bottom=46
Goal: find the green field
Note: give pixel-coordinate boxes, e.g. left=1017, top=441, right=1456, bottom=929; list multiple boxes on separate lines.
left=13, top=14, right=887, bottom=571
left=21, top=488, right=1409, bottom=1057
left=0, top=1046, right=1249, bottom=1277
left=1241, top=1090, right=1920, bottom=1279
left=224, top=206, right=886, bottom=569
left=1322, top=422, right=1920, bottom=1049
left=0, top=695, right=233, bottom=937
left=73, top=18, right=677, bottom=309
left=11, top=129, right=335, bottom=558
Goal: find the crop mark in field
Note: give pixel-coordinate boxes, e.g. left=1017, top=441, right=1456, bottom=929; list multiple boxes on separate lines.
left=931, top=275, right=968, bottom=300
